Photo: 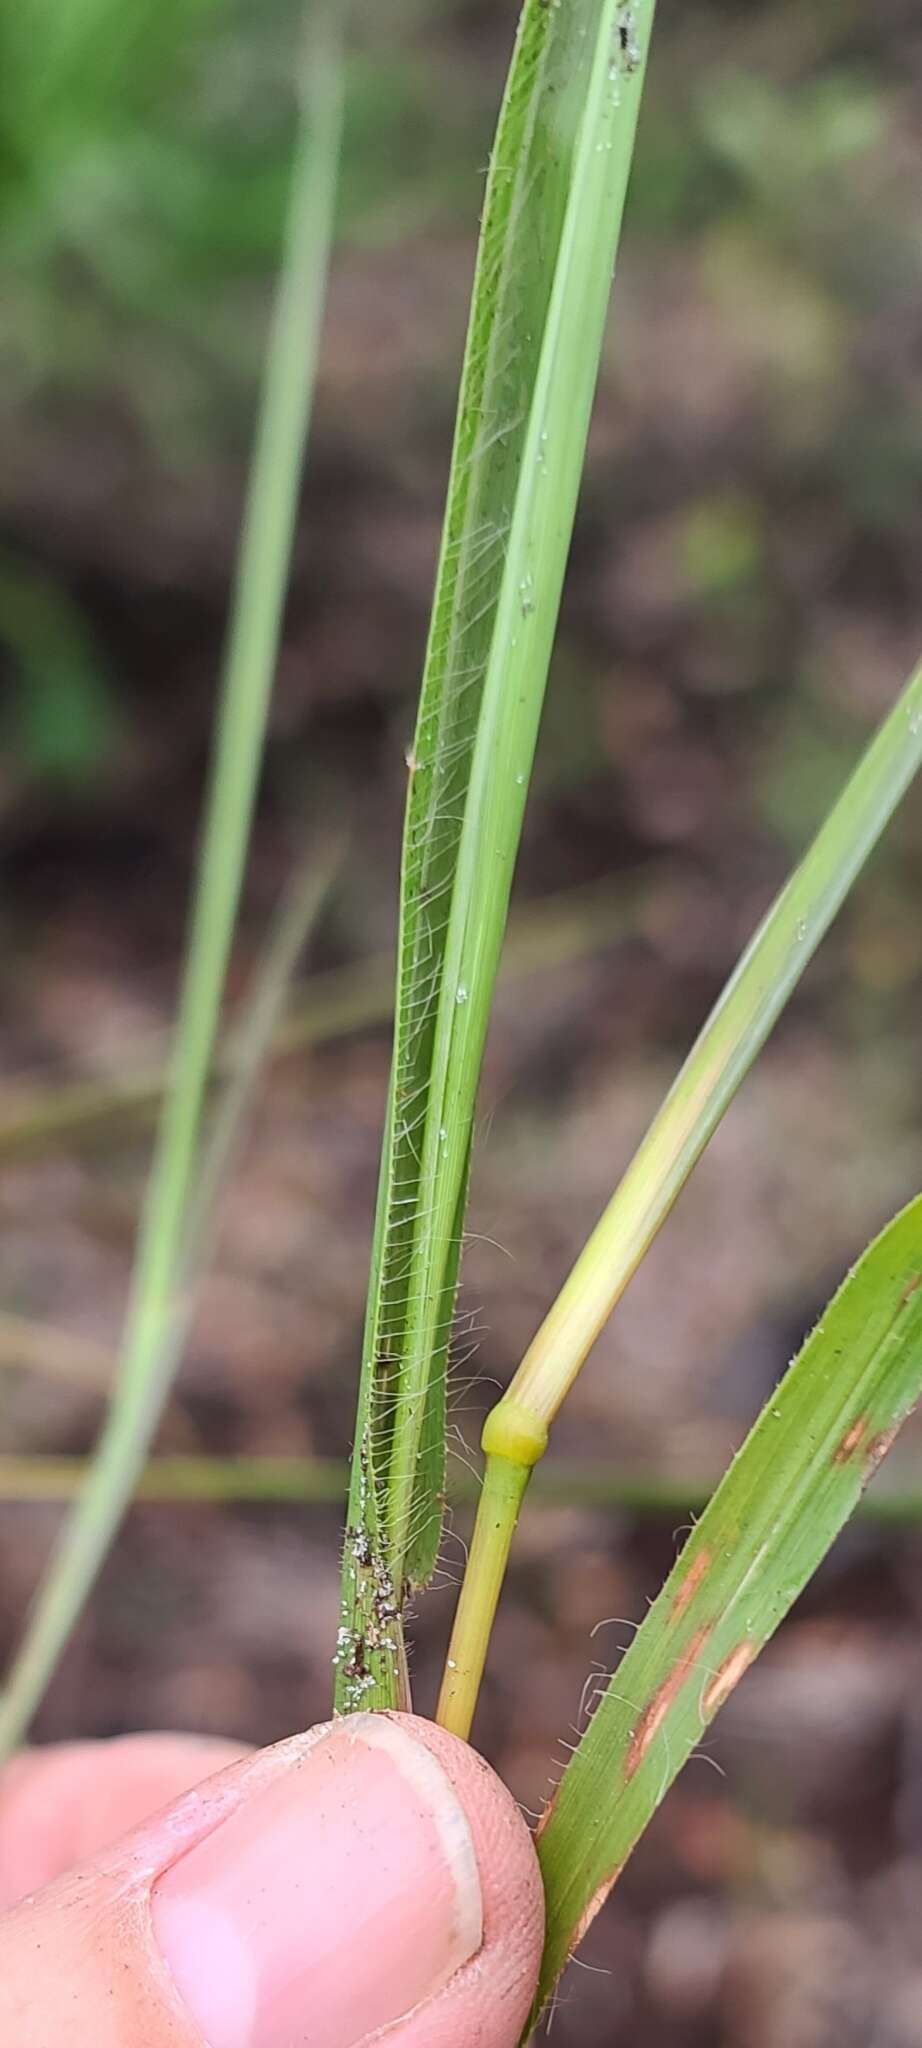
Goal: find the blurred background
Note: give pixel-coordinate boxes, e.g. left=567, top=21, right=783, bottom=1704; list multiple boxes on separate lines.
left=1, top=0, right=922, bottom=2040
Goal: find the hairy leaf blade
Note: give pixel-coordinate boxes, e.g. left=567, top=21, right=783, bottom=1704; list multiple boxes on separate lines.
left=531, top=1193, right=922, bottom=2020
left=337, top=0, right=657, bottom=1709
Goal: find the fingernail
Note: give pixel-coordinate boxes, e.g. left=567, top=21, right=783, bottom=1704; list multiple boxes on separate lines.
left=152, top=1716, right=483, bottom=2048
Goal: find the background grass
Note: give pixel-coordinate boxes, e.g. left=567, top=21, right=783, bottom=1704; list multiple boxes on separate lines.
left=1, top=1, right=921, bottom=2041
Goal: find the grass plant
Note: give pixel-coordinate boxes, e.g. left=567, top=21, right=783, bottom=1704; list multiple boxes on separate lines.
left=327, top=0, right=922, bottom=2017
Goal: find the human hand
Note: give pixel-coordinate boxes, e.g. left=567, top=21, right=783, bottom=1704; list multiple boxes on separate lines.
left=0, top=1712, right=544, bottom=2046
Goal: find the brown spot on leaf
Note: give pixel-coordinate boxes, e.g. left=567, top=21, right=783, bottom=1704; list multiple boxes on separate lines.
left=626, top=1625, right=712, bottom=1779
left=702, top=1640, right=756, bottom=1717
left=671, top=1547, right=711, bottom=1620
left=865, top=1423, right=899, bottom=1477
left=834, top=1414, right=868, bottom=1463
left=901, top=1273, right=922, bottom=1306
left=569, top=1867, right=625, bottom=1954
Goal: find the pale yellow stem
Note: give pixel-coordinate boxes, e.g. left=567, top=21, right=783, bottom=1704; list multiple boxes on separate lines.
left=436, top=1401, right=546, bottom=1740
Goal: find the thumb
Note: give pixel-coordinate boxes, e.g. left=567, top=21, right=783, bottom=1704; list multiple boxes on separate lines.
left=0, top=1712, right=544, bottom=2048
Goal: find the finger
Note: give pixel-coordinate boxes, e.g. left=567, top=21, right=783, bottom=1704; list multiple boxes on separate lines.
left=0, top=1711, right=544, bottom=2048
left=0, top=1734, right=248, bottom=1908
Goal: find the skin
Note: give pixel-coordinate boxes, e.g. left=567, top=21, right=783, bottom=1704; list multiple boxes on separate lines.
left=0, top=1716, right=544, bottom=2048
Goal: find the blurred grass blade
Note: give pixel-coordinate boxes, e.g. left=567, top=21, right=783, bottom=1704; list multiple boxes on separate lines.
left=531, top=1193, right=922, bottom=2022
left=335, top=0, right=657, bottom=1712
left=0, top=1315, right=113, bottom=1391
left=0, top=874, right=647, bottom=1159
left=0, top=11, right=344, bottom=1760
left=440, top=658, right=922, bottom=1739
left=0, top=850, right=336, bottom=1760
left=180, top=840, right=343, bottom=1262
left=5, top=1449, right=922, bottom=1523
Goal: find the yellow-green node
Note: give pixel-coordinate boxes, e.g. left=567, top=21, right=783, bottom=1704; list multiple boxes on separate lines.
left=482, top=1399, right=548, bottom=1468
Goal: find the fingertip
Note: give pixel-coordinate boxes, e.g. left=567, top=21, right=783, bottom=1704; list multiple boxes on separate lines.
left=374, top=1713, right=545, bottom=2047
left=147, top=1712, right=543, bottom=2048
left=0, top=1734, right=248, bottom=1909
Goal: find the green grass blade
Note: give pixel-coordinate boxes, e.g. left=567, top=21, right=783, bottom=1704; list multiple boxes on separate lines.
left=336, top=0, right=657, bottom=1714
left=508, top=656, right=922, bottom=1429
left=531, top=1193, right=922, bottom=2022
left=0, top=15, right=343, bottom=1760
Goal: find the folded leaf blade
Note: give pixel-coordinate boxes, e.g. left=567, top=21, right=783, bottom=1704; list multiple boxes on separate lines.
left=336, top=0, right=657, bottom=1710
